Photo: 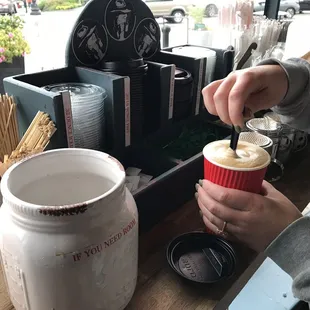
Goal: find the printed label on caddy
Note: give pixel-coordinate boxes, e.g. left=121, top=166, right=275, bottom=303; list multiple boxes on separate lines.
left=124, top=77, right=131, bottom=147
left=168, top=64, right=176, bottom=120
left=195, top=58, right=204, bottom=116
left=62, top=91, right=75, bottom=148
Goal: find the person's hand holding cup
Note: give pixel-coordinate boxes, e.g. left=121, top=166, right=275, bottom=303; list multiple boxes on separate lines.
left=197, top=65, right=301, bottom=252
left=196, top=139, right=301, bottom=252
left=197, top=139, right=270, bottom=236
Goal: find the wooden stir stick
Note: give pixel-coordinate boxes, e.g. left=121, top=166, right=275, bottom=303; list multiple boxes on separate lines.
left=0, top=110, right=57, bottom=177
left=0, top=94, right=19, bottom=162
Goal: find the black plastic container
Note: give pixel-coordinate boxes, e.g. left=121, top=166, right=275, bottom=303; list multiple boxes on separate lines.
left=0, top=57, right=25, bottom=94
left=173, top=68, right=193, bottom=122
left=167, top=232, right=237, bottom=284
left=101, top=59, right=148, bottom=145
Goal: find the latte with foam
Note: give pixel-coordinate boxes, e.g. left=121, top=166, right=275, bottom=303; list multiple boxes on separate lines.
left=203, top=140, right=270, bottom=170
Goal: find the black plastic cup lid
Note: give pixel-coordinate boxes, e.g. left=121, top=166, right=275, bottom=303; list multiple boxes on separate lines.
left=167, top=232, right=237, bottom=284
left=174, top=67, right=192, bottom=79
left=101, top=58, right=146, bottom=73
left=174, top=68, right=193, bottom=85
left=175, top=68, right=188, bottom=78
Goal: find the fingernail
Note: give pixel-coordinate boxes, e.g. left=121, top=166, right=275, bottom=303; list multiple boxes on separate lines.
left=195, top=183, right=200, bottom=191
left=199, top=179, right=203, bottom=187
left=194, top=192, right=198, bottom=200
left=234, top=125, right=242, bottom=133
left=243, top=107, right=253, bottom=119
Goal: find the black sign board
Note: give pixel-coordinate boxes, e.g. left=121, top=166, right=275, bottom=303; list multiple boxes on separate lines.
left=66, top=0, right=160, bottom=68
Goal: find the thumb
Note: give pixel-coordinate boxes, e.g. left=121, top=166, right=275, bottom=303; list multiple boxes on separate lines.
left=260, top=180, right=276, bottom=196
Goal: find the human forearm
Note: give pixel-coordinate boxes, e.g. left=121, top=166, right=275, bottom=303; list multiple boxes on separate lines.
left=258, top=58, right=310, bottom=133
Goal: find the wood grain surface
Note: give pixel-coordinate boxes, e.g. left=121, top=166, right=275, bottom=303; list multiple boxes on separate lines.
left=126, top=199, right=256, bottom=310
left=0, top=270, right=13, bottom=310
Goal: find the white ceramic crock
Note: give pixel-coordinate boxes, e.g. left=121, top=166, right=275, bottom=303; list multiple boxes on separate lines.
left=0, top=148, right=138, bottom=310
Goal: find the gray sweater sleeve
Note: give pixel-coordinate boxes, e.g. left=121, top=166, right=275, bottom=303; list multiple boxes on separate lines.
left=258, top=58, right=310, bottom=132
left=257, top=58, right=310, bottom=303
left=266, top=216, right=310, bottom=304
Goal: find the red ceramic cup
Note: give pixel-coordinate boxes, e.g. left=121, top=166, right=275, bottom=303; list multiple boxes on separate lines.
left=203, top=140, right=271, bottom=194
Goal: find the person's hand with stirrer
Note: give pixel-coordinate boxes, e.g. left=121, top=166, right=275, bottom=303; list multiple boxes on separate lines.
left=196, top=57, right=310, bottom=306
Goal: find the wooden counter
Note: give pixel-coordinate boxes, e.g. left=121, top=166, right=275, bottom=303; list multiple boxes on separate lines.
left=1, top=144, right=310, bottom=310
left=126, top=199, right=256, bottom=310
left=129, top=142, right=310, bottom=310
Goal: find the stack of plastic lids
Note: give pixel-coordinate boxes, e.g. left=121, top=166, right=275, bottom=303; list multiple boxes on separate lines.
left=173, top=68, right=193, bottom=121
left=101, top=59, right=148, bottom=145
left=44, top=83, right=106, bottom=150
left=171, top=46, right=216, bottom=85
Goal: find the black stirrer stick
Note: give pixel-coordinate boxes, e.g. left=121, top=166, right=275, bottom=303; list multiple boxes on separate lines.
left=228, top=43, right=258, bottom=152
left=230, top=126, right=240, bottom=151
left=230, top=107, right=246, bottom=151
